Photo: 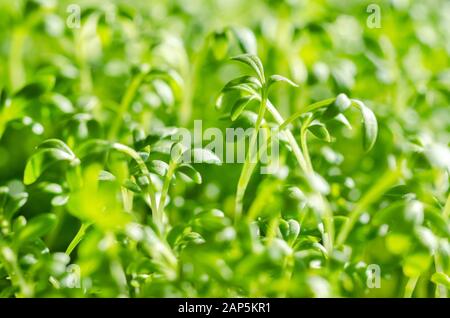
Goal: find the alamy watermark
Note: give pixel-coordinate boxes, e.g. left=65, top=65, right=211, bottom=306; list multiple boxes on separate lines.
left=66, top=4, right=81, bottom=29
left=366, top=264, right=381, bottom=288
left=366, top=4, right=381, bottom=29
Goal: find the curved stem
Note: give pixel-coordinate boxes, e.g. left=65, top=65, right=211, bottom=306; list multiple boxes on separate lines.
left=267, top=99, right=335, bottom=252
left=265, top=100, right=309, bottom=172
left=404, top=276, right=419, bottom=298
left=234, top=90, right=267, bottom=222
left=112, top=143, right=158, bottom=223
left=180, top=34, right=212, bottom=126
left=156, top=162, right=176, bottom=234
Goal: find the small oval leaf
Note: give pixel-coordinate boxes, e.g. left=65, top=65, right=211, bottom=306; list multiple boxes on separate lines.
left=308, top=121, right=331, bottom=142
left=188, top=148, right=222, bottom=165
left=229, top=26, right=257, bottom=55
left=230, top=95, right=257, bottom=121
left=176, top=164, right=202, bottom=184
left=322, top=93, right=351, bottom=119
left=353, top=99, right=378, bottom=152
left=268, top=74, right=299, bottom=88
left=231, top=54, right=265, bottom=84
left=24, top=148, right=76, bottom=185
left=17, top=213, right=57, bottom=243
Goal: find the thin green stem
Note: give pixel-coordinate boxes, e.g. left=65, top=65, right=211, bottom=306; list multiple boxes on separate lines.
left=66, top=222, right=91, bottom=256
left=265, top=100, right=309, bottom=172
left=404, top=276, right=419, bottom=298
left=336, top=167, right=402, bottom=246
left=235, top=90, right=267, bottom=222
left=111, top=143, right=159, bottom=225
left=156, top=162, right=176, bottom=234
left=279, top=98, right=335, bottom=131
left=299, top=115, right=314, bottom=172
left=108, top=74, right=146, bottom=140
left=434, top=252, right=448, bottom=298
left=266, top=99, right=334, bottom=252
left=180, top=34, right=212, bottom=126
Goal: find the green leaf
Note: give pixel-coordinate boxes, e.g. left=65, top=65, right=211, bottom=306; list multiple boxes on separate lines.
left=146, top=68, right=184, bottom=100
left=403, top=253, right=432, bottom=277
left=414, top=226, right=438, bottom=251
left=123, top=179, right=142, bottom=193
left=211, top=31, right=229, bottom=60
left=231, top=110, right=259, bottom=129
left=386, top=232, right=412, bottom=255
left=222, top=75, right=261, bottom=92
left=230, top=95, right=257, bottom=121
left=176, top=164, right=202, bottom=184
left=98, top=170, right=116, bottom=181
left=333, top=113, right=352, bottom=130
left=231, top=54, right=265, bottom=84
left=189, top=148, right=222, bottom=165
left=268, top=75, right=298, bottom=88
left=192, top=209, right=228, bottom=231
left=14, top=76, right=55, bottom=99
left=322, top=93, right=351, bottom=119
left=308, top=121, right=331, bottom=142
left=77, top=139, right=112, bottom=159
left=423, top=142, right=450, bottom=173
left=0, top=186, right=8, bottom=209
left=37, top=139, right=75, bottom=157
left=17, top=213, right=57, bottom=243
left=0, top=88, right=8, bottom=107
left=4, top=192, right=28, bottom=220
left=149, top=160, right=169, bottom=176
left=24, top=148, right=77, bottom=185
left=46, top=93, right=74, bottom=113
left=229, top=27, right=257, bottom=55
left=431, top=272, right=450, bottom=289
left=352, top=99, right=378, bottom=152
left=153, top=79, right=174, bottom=106
left=287, top=219, right=301, bottom=242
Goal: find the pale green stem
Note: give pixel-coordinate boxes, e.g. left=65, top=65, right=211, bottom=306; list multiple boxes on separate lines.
left=299, top=115, right=314, bottom=172
left=65, top=222, right=91, bottom=256
left=404, top=276, right=419, bottom=298
left=156, top=162, right=176, bottom=234
left=235, top=91, right=267, bottom=222
left=434, top=253, right=448, bottom=298
left=112, top=143, right=158, bottom=213
left=180, top=34, right=212, bottom=126
left=265, top=100, right=309, bottom=172
left=108, top=74, right=146, bottom=140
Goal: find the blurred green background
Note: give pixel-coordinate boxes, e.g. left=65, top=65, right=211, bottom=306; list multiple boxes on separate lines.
left=0, top=0, right=448, bottom=298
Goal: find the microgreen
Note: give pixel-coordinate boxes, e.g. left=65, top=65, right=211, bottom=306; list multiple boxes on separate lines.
left=0, top=0, right=448, bottom=299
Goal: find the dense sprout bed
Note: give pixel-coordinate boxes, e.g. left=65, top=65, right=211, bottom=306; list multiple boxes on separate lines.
left=0, top=0, right=449, bottom=297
